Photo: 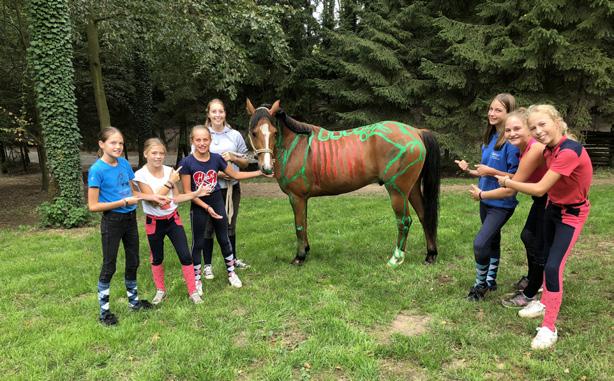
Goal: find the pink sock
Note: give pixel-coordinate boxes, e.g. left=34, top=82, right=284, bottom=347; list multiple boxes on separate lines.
left=182, top=265, right=197, bottom=295
left=151, top=264, right=165, bottom=291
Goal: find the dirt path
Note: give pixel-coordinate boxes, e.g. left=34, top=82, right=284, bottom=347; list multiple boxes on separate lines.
left=1, top=172, right=613, bottom=227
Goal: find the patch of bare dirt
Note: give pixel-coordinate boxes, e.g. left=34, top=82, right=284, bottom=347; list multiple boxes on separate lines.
left=0, top=173, right=50, bottom=228
left=379, top=358, right=428, bottom=381
left=372, top=310, right=431, bottom=345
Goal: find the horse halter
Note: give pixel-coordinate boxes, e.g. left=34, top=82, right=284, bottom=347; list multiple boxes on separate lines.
left=248, top=110, right=275, bottom=157
left=248, top=131, right=274, bottom=156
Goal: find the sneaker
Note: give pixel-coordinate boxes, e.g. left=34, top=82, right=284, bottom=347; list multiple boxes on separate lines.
left=99, top=312, right=118, bottom=326
left=195, top=279, right=203, bottom=296
left=189, top=292, right=203, bottom=304
left=129, top=300, right=154, bottom=311
left=514, top=275, right=529, bottom=291
left=235, top=259, right=250, bottom=269
left=203, top=265, right=214, bottom=280
left=502, top=291, right=533, bottom=308
left=466, top=285, right=488, bottom=301
left=531, top=326, right=557, bottom=350
left=487, top=281, right=498, bottom=292
left=152, top=290, right=166, bottom=305
left=228, top=272, right=243, bottom=288
left=518, top=300, right=545, bottom=318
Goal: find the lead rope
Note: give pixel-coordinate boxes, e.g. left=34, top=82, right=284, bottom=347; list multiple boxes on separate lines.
left=225, top=183, right=234, bottom=223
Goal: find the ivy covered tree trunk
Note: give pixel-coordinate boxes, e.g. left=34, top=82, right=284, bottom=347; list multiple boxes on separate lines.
left=87, top=17, right=111, bottom=130
left=133, top=49, right=153, bottom=167
left=26, top=0, right=88, bottom=227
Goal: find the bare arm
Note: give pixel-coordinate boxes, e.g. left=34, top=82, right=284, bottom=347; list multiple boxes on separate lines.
left=223, top=165, right=263, bottom=180
left=222, top=152, right=249, bottom=169
left=476, top=143, right=545, bottom=200
left=496, top=169, right=561, bottom=197
left=455, top=160, right=480, bottom=177
left=87, top=187, right=140, bottom=212
left=181, top=174, right=222, bottom=219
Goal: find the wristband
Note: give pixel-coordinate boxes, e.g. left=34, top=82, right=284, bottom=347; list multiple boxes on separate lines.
left=478, top=191, right=483, bottom=200
left=503, top=178, right=508, bottom=188
left=123, top=198, right=128, bottom=207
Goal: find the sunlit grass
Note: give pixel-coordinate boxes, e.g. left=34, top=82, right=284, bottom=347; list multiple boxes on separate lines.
left=0, top=184, right=612, bottom=380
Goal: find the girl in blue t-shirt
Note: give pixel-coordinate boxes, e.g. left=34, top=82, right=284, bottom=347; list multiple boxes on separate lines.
left=455, top=93, right=520, bottom=301
left=180, top=125, right=266, bottom=294
left=87, top=127, right=168, bottom=326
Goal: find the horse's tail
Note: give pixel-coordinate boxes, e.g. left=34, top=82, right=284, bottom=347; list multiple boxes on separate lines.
left=419, top=129, right=440, bottom=241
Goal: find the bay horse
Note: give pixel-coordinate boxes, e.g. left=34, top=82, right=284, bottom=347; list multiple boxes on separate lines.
left=246, top=99, right=440, bottom=267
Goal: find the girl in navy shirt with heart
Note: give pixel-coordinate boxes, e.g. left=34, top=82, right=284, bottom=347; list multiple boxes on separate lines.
left=180, top=125, right=266, bottom=293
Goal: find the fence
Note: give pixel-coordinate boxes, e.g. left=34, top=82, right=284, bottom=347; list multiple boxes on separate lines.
left=582, top=129, right=613, bottom=167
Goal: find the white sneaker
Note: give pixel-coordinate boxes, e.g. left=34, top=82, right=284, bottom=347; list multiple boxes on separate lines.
left=152, top=289, right=166, bottom=305
left=531, top=326, right=557, bottom=350
left=235, top=259, right=250, bottom=269
left=195, top=279, right=203, bottom=296
left=189, top=292, right=203, bottom=304
left=203, top=265, right=214, bottom=280
left=228, top=272, right=242, bottom=288
left=518, top=300, right=546, bottom=318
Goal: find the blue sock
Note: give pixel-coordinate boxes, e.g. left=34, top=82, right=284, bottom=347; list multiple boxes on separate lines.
left=125, top=279, right=139, bottom=308
left=97, top=281, right=111, bottom=318
left=487, top=257, right=499, bottom=288
left=474, top=262, right=489, bottom=287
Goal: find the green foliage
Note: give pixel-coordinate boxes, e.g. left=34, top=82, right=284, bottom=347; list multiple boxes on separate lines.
left=26, top=0, right=86, bottom=226
left=37, top=198, right=91, bottom=228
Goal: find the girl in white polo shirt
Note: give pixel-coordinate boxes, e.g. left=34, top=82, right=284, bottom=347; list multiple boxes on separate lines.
left=134, top=138, right=210, bottom=305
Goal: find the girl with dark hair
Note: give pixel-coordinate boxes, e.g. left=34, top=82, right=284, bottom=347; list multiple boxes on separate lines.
left=87, top=127, right=168, bottom=325
left=468, top=109, right=548, bottom=308
left=455, top=94, right=520, bottom=301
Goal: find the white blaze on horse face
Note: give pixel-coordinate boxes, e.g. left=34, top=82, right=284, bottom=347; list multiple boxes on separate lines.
left=260, top=123, right=273, bottom=170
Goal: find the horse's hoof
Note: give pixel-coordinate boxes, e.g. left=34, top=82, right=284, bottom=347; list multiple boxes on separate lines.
left=424, top=254, right=437, bottom=265
left=291, top=257, right=305, bottom=266
left=386, top=248, right=405, bottom=269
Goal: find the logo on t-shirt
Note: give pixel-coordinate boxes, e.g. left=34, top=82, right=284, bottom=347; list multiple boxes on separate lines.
left=193, top=170, right=217, bottom=189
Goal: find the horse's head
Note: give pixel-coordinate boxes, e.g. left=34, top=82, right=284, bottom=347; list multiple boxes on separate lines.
left=246, top=99, right=282, bottom=175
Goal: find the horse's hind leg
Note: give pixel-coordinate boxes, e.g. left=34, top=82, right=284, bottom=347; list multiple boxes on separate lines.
left=385, top=186, right=412, bottom=268
left=288, top=194, right=310, bottom=265
left=409, top=183, right=438, bottom=264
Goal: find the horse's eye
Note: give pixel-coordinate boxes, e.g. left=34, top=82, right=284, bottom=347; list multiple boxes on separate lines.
left=251, top=131, right=257, bottom=137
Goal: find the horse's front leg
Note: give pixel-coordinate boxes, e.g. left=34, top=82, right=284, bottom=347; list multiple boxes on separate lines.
left=288, top=194, right=309, bottom=265
left=385, top=186, right=412, bottom=268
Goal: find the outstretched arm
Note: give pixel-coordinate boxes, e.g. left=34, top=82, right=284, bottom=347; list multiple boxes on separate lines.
left=223, top=165, right=265, bottom=180
left=87, top=187, right=140, bottom=212
left=496, top=170, right=561, bottom=197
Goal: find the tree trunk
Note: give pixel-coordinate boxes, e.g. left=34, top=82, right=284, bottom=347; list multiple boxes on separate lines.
left=37, top=142, right=49, bottom=192
left=176, top=122, right=189, bottom=167
left=87, top=17, right=111, bottom=130
left=133, top=50, right=153, bottom=167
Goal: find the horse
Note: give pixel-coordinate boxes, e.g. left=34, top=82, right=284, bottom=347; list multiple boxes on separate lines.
left=246, top=99, right=440, bottom=267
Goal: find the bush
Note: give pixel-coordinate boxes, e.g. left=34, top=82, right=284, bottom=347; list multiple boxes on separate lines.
left=38, top=198, right=91, bottom=228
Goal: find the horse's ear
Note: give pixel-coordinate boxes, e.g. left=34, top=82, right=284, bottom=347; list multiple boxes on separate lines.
left=246, top=99, right=256, bottom=115
left=269, top=100, right=281, bottom=116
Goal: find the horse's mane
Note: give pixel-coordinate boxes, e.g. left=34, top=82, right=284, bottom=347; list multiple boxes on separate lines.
left=276, top=109, right=318, bottom=135
left=250, top=104, right=318, bottom=135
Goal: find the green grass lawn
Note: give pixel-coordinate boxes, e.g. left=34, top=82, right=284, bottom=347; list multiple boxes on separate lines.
left=0, top=184, right=612, bottom=380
